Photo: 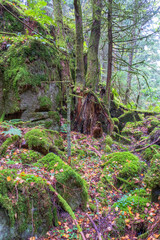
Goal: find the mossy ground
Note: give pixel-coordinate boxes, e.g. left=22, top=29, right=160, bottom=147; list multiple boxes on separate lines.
left=0, top=113, right=160, bottom=239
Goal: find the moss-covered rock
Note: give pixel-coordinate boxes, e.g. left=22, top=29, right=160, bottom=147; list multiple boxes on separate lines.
left=118, top=111, right=141, bottom=130
left=150, top=127, right=160, bottom=142
left=142, top=145, right=160, bottom=161
left=0, top=135, right=20, bottom=156
left=102, top=152, right=146, bottom=191
left=144, top=155, right=160, bottom=202
left=24, top=128, right=64, bottom=155
left=0, top=169, right=57, bottom=238
left=34, top=153, right=88, bottom=210
left=112, top=132, right=131, bottom=145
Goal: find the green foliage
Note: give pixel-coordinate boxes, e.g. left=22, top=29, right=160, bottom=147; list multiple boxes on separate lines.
left=2, top=127, right=22, bottom=137
left=112, top=118, right=119, bottom=125
left=34, top=153, right=88, bottom=210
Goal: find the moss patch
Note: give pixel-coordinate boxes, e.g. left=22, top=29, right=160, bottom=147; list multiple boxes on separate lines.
left=11, top=149, right=42, bottom=164
left=24, top=128, right=64, bottom=155
left=0, top=135, right=20, bottom=156
left=34, top=153, right=88, bottom=210
left=102, top=152, right=146, bottom=191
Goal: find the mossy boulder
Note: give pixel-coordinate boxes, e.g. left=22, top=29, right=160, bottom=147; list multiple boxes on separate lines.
left=0, top=169, right=57, bottom=239
left=142, top=145, right=160, bottom=161
left=102, top=152, right=146, bottom=191
left=24, top=128, right=64, bottom=155
left=34, top=153, right=88, bottom=210
left=150, top=127, right=160, bottom=142
left=118, top=111, right=141, bottom=130
left=144, top=155, right=160, bottom=203
left=112, top=132, right=131, bottom=145
left=0, top=135, right=20, bottom=156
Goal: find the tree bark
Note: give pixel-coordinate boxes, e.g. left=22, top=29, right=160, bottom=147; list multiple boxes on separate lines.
left=52, top=0, right=64, bottom=41
left=86, top=0, right=102, bottom=91
left=106, top=0, right=112, bottom=110
left=74, top=0, right=85, bottom=87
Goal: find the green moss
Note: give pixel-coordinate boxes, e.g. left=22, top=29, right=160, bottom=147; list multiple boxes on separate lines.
left=150, top=119, right=159, bottom=127
left=105, top=144, right=111, bottom=153
left=24, top=128, right=64, bottom=155
left=44, top=121, right=53, bottom=129
left=48, top=111, right=60, bottom=123
left=105, top=135, right=113, bottom=146
left=12, top=149, right=42, bottom=164
left=0, top=135, right=19, bottom=156
left=112, top=118, right=119, bottom=125
left=39, top=96, right=52, bottom=110
left=34, top=153, right=88, bottom=210
left=0, top=169, right=57, bottom=235
left=142, top=145, right=160, bottom=161
left=102, top=152, right=146, bottom=191
left=112, top=132, right=131, bottom=145
left=144, top=156, right=160, bottom=190
left=118, top=111, right=141, bottom=130
left=113, top=188, right=150, bottom=213
left=2, top=9, right=24, bottom=33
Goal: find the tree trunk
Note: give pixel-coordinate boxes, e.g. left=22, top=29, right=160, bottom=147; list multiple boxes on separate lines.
left=86, top=0, right=102, bottom=91
left=52, top=0, right=64, bottom=41
left=74, top=0, right=84, bottom=87
left=125, top=28, right=136, bottom=105
left=106, top=0, right=112, bottom=110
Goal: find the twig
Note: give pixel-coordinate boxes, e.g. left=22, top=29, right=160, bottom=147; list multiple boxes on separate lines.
left=95, top=199, right=101, bottom=227
left=74, top=219, right=86, bottom=240
left=86, top=213, right=103, bottom=240
left=133, top=137, right=160, bottom=152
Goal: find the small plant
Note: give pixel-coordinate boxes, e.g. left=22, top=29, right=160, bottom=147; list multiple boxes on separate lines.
left=105, top=135, right=113, bottom=146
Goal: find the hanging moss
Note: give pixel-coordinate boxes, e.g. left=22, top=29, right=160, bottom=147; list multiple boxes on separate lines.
left=34, top=153, right=88, bottom=210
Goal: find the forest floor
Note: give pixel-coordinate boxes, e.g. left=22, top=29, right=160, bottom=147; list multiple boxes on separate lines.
left=0, top=116, right=160, bottom=240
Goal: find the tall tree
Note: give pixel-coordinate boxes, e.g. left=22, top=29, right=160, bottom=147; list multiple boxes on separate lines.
left=52, top=0, right=64, bottom=41
left=74, top=0, right=85, bottom=87
left=86, top=0, right=102, bottom=90
left=106, top=0, right=112, bottom=109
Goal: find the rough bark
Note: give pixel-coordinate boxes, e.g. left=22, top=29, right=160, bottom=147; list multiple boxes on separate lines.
left=52, top=0, right=64, bottom=40
left=125, top=28, right=136, bottom=105
left=74, top=0, right=85, bottom=87
left=86, top=0, right=102, bottom=90
left=106, top=0, right=112, bottom=110
left=74, top=92, right=114, bottom=135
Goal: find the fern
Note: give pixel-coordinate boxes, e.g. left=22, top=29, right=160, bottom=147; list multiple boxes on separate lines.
left=2, top=127, right=22, bottom=137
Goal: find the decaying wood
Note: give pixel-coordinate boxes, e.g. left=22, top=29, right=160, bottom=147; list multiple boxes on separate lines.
left=74, top=92, right=114, bottom=135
